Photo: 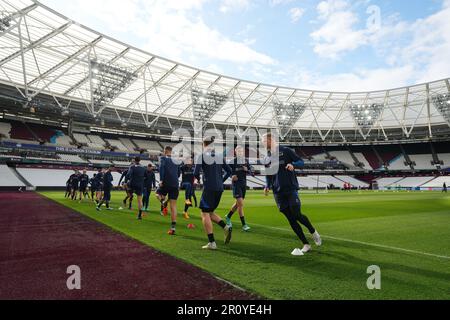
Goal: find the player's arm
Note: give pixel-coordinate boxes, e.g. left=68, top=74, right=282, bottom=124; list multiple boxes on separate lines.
left=193, top=162, right=202, bottom=184
left=286, top=148, right=304, bottom=171
left=159, top=158, right=165, bottom=187
left=247, top=160, right=255, bottom=177
left=222, top=160, right=232, bottom=182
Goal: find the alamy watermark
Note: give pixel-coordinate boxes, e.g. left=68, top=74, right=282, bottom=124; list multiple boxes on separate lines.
left=367, top=265, right=381, bottom=290
left=67, top=265, right=81, bottom=290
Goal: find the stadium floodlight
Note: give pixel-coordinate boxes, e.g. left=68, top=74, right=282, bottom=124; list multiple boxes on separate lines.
left=90, top=59, right=138, bottom=111
left=191, top=87, right=229, bottom=126
left=432, top=93, right=450, bottom=125
left=349, top=103, right=384, bottom=134
left=0, top=13, right=11, bottom=31
left=273, top=101, right=306, bottom=139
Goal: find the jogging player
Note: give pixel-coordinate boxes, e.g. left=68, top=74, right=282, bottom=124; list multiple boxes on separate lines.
left=126, top=157, right=148, bottom=220
left=194, top=137, right=232, bottom=250
left=118, top=166, right=133, bottom=210
left=180, top=158, right=195, bottom=219
left=157, top=146, right=181, bottom=235
left=225, top=146, right=253, bottom=232
left=262, top=133, right=322, bottom=255
left=78, top=170, right=90, bottom=201
left=70, top=170, right=80, bottom=200
left=143, top=164, right=156, bottom=212
left=96, top=166, right=114, bottom=211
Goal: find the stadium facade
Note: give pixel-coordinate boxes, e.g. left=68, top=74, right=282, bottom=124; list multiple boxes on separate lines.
left=0, top=0, right=450, bottom=144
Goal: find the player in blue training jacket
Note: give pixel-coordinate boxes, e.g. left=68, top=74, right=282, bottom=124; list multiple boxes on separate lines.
left=157, top=146, right=181, bottom=235
left=263, top=133, right=322, bottom=256
left=225, top=146, right=254, bottom=232
left=194, top=137, right=233, bottom=251
left=126, top=157, right=148, bottom=220
left=96, top=166, right=114, bottom=211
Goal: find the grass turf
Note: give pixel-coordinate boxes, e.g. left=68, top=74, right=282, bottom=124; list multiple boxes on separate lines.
left=41, top=190, right=450, bottom=300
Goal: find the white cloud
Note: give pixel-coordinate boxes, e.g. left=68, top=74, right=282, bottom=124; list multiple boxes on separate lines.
left=289, top=7, right=305, bottom=23
left=41, top=0, right=275, bottom=67
left=269, top=0, right=294, bottom=6
left=220, top=0, right=251, bottom=13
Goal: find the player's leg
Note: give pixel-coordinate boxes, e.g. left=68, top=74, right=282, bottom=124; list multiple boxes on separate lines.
left=276, top=192, right=310, bottom=246
left=168, top=198, right=178, bottom=235
left=183, top=183, right=192, bottom=219
left=137, top=194, right=144, bottom=220
left=201, top=212, right=217, bottom=250
left=210, top=212, right=232, bottom=245
left=292, top=193, right=321, bottom=247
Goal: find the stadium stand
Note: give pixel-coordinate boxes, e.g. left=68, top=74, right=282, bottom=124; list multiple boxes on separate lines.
left=409, top=154, right=436, bottom=170
left=392, top=176, right=436, bottom=188
left=88, top=159, right=112, bottom=165
left=375, top=177, right=405, bottom=189
left=49, top=131, right=73, bottom=147
left=0, top=165, right=25, bottom=187
left=298, top=177, right=329, bottom=189
left=388, top=155, right=410, bottom=171
left=308, top=175, right=346, bottom=188
left=422, top=176, right=450, bottom=188
left=133, top=139, right=163, bottom=153
left=439, top=154, right=450, bottom=168
left=72, top=133, right=91, bottom=146
left=87, top=135, right=107, bottom=149
left=354, top=153, right=374, bottom=170
left=58, top=154, right=88, bottom=163
left=334, top=176, right=370, bottom=188
left=105, top=139, right=129, bottom=152
left=119, top=138, right=138, bottom=152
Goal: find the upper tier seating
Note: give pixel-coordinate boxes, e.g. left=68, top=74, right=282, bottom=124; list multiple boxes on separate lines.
left=0, top=165, right=25, bottom=187
left=439, top=154, right=450, bottom=168
left=58, top=154, right=88, bottom=163
left=354, top=153, right=374, bottom=170
left=9, top=121, right=36, bottom=142
left=105, top=139, right=129, bottom=152
left=133, top=139, right=163, bottom=152
left=388, top=155, right=410, bottom=170
left=48, top=130, right=73, bottom=147
left=87, top=135, right=106, bottom=149
left=329, top=151, right=356, bottom=167
left=409, top=154, right=435, bottom=170
left=118, top=138, right=137, bottom=152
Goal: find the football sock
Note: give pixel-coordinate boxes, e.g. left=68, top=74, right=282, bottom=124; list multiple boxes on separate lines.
left=184, top=204, right=189, bottom=212
left=218, top=221, right=227, bottom=229
left=171, top=222, right=176, bottom=230
left=240, top=216, right=246, bottom=226
left=227, top=211, right=235, bottom=219
left=138, top=210, right=142, bottom=219
left=208, top=233, right=215, bottom=243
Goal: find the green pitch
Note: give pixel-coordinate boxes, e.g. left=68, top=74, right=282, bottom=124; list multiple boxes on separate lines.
left=41, top=190, right=450, bottom=300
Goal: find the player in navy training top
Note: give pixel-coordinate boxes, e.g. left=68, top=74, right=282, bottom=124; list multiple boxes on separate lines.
left=143, top=164, right=157, bottom=212
left=78, top=170, right=90, bottom=202
left=180, top=158, right=196, bottom=220
left=94, top=168, right=104, bottom=204
left=70, top=170, right=80, bottom=200
left=118, top=161, right=134, bottom=210
left=126, top=157, right=148, bottom=220
left=225, top=146, right=253, bottom=232
left=194, top=137, right=233, bottom=250
left=157, top=146, right=181, bottom=235
left=263, top=133, right=322, bottom=255
left=97, top=166, right=114, bottom=211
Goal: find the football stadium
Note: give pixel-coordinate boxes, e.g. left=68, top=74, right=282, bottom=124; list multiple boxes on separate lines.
left=0, top=0, right=449, bottom=305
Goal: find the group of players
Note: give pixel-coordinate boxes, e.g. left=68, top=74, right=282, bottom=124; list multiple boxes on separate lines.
left=65, top=133, right=322, bottom=255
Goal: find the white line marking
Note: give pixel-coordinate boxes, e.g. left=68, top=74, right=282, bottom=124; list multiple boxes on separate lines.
left=252, top=223, right=450, bottom=261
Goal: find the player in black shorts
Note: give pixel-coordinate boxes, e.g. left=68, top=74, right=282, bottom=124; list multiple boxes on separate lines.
left=194, top=137, right=232, bottom=250
left=180, top=158, right=195, bottom=220
left=96, top=166, right=114, bottom=211
left=118, top=165, right=134, bottom=210
left=78, top=170, right=90, bottom=202
left=126, top=157, right=148, bottom=220
left=70, top=170, right=80, bottom=200
left=89, top=174, right=98, bottom=202
left=143, top=164, right=156, bottom=212
left=157, top=146, right=181, bottom=235
left=263, top=133, right=322, bottom=256
left=225, top=146, right=253, bottom=232
left=65, top=175, right=72, bottom=198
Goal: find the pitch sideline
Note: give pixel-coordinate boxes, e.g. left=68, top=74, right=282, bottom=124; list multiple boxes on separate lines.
left=251, top=223, right=450, bottom=260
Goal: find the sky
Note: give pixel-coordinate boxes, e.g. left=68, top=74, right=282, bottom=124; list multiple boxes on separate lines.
left=39, top=0, right=450, bottom=92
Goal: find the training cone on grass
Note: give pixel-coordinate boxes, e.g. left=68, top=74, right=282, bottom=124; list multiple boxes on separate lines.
left=187, top=224, right=196, bottom=230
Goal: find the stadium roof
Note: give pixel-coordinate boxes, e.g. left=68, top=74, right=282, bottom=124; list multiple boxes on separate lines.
left=0, top=0, right=450, bottom=141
